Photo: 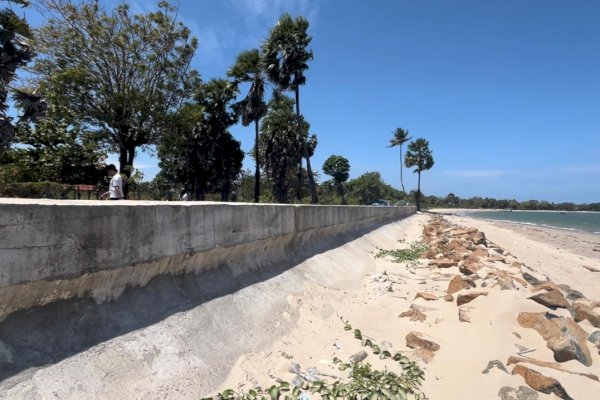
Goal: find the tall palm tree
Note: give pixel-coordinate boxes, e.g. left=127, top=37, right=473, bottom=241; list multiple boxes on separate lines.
left=388, top=128, right=411, bottom=194
left=262, top=13, right=318, bottom=204
left=228, top=49, right=268, bottom=203
left=405, top=138, right=434, bottom=211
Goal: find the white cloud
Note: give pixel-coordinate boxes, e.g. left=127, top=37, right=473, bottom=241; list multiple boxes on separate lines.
left=442, top=170, right=511, bottom=178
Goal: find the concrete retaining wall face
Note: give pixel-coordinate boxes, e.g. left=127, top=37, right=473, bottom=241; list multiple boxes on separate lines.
left=0, top=200, right=415, bottom=319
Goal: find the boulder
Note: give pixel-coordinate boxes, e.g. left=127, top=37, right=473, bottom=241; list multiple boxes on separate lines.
left=399, top=308, right=427, bottom=322
left=459, top=259, right=482, bottom=275
left=470, top=231, right=487, bottom=246
left=447, top=275, right=476, bottom=294
left=588, top=330, right=600, bottom=346
left=517, top=312, right=593, bottom=366
left=497, top=276, right=516, bottom=290
left=405, top=331, right=440, bottom=363
left=498, top=386, right=539, bottom=400
left=457, top=291, right=488, bottom=306
left=522, top=272, right=542, bottom=286
left=442, top=294, right=454, bottom=302
left=528, top=289, right=569, bottom=310
left=507, top=355, right=599, bottom=382
left=349, top=351, right=368, bottom=363
left=414, top=292, right=438, bottom=301
left=471, top=247, right=489, bottom=259
left=511, top=365, right=573, bottom=400
left=571, top=303, right=600, bottom=328
left=488, top=255, right=507, bottom=263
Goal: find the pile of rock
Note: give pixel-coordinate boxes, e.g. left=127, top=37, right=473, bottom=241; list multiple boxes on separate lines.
left=410, top=216, right=600, bottom=399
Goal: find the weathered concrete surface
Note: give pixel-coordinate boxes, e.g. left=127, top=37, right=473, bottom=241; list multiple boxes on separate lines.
left=0, top=199, right=416, bottom=397
left=0, top=199, right=413, bottom=322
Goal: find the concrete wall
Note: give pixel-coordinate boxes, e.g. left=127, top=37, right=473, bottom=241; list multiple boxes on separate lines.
left=0, top=199, right=414, bottom=320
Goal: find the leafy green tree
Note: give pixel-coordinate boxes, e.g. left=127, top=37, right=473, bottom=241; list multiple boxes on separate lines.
left=404, top=138, right=434, bottom=211
left=388, top=128, right=412, bottom=193
left=262, top=13, right=318, bottom=203
left=33, top=0, right=199, bottom=178
left=158, top=79, right=243, bottom=201
left=0, top=0, right=46, bottom=152
left=228, top=49, right=268, bottom=203
left=258, top=94, right=304, bottom=203
left=323, top=155, right=350, bottom=204
left=346, top=172, right=401, bottom=205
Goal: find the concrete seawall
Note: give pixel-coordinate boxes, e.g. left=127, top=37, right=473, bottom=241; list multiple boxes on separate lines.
left=0, top=199, right=415, bottom=321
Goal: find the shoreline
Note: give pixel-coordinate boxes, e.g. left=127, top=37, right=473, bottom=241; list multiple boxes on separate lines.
left=432, top=207, right=600, bottom=237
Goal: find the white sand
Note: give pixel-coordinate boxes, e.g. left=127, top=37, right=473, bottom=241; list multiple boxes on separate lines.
left=217, top=212, right=600, bottom=400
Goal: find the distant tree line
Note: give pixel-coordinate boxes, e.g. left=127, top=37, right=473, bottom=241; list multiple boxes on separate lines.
left=422, top=193, right=600, bottom=212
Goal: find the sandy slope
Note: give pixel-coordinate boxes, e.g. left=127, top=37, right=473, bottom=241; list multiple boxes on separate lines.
left=3, top=213, right=599, bottom=399
left=217, top=213, right=600, bottom=400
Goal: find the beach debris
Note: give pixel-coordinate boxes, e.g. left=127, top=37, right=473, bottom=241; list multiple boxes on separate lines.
left=517, top=312, right=593, bottom=366
left=349, top=350, right=368, bottom=364
left=507, top=355, right=599, bottom=382
left=528, top=289, right=569, bottom=310
left=281, top=351, right=293, bottom=359
left=498, top=386, right=539, bottom=400
left=414, top=291, right=438, bottom=301
left=399, top=308, right=427, bottom=322
left=571, top=302, right=600, bottom=328
left=456, top=291, right=488, bottom=306
left=511, top=365, right=573, bottom=400
left=447, top=275, right=476, bottom=294
left=406, top=331, right=440, bottom=363
left=458, top=307, right=471, bottom=323
left=482, top=359, right=509, bottom=374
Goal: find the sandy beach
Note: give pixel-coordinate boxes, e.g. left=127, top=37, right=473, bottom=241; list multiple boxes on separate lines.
left=215, top=212, right=600, bottom=400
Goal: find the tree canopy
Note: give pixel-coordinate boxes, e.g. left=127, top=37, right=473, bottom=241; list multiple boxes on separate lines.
left=405, top=138, right=434, bottom=211
left=33, top=0, right=199, bottom=177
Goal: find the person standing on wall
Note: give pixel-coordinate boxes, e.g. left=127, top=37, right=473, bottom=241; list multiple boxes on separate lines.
left=101, top=164, right=124, bottom=200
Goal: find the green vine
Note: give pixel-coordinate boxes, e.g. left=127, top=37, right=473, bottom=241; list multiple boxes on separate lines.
left=375, top=243, right=429, bottom=263
left=203, top=319, right=426, bottom=400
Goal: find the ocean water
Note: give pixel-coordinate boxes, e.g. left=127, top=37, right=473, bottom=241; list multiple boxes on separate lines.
left=463, top=210, right=600, bottom=235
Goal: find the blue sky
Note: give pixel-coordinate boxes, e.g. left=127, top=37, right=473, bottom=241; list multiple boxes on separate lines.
left=23, top=0, right=600, bottom=202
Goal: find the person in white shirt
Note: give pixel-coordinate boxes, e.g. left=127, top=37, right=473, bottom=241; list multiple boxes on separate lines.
left=102, top=164, right=124, bottom=200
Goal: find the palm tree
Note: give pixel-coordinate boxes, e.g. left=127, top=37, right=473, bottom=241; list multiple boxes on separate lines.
left=388, top=127, right=412, bottom=194
left=404, top=138, right=434, bottom=211
left=228, top=49, right=268, bottom=203
left=262, top=13, right=318, bottom=204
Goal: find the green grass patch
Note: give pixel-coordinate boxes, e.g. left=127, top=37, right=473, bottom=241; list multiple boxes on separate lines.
left=375, top=242, right=429, bottom=263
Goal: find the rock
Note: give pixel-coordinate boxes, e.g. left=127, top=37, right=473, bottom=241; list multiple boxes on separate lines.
left=442, top=294, right=454, bottom=302
left=528, top=289, right=569, bottom=310
left=399, top=308, right=427, bottom=322
left=457, top=291, right=488, bottom=306
left=564, top=289, right=585, bottom=301
left=522, top=272, right=542, bottom=286
left=349, top=350, right=368, bottom=363
left=582, top=265, right=600, bottom=273
left=459, top=259, right=482, bottom=275
left=488, top=255, right=507, bottom=263
left=458, top=307, right=471, bottom=323
left=507, top=355, right=599, bottom=382
left=447, top=275, right=476, bottom=294
left=498, top=386, right=539, bottom=400
left=414, top=292, right=438, bottom=301
left=429, top=258, right=458, bottom=268
left=511, top=365, right=573, bottom=400
left=517, top=312, right=593, bottom=366
left=406, top=331, right=439, bottom=363
left=471, top=247, right=489, bottom=259
left=588, top=330, right=600, bottom=346
left=482, top=359, right=509, bottom=374
left=571, top=302, right=600, bottom=328
left=470, top=231, right=487, bottom=246
left=497, top=276, right=516, bottom=290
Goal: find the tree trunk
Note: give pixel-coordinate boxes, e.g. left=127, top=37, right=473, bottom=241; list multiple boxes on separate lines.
left=296, top=159, right=303, bottom=201
left=416, top=170, right=421, bottom=211
left=295, top=87, right=318, bottom=204
left=400, top=146, right=405, bottom=194
left=254, top=119, right=260, bottom=203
